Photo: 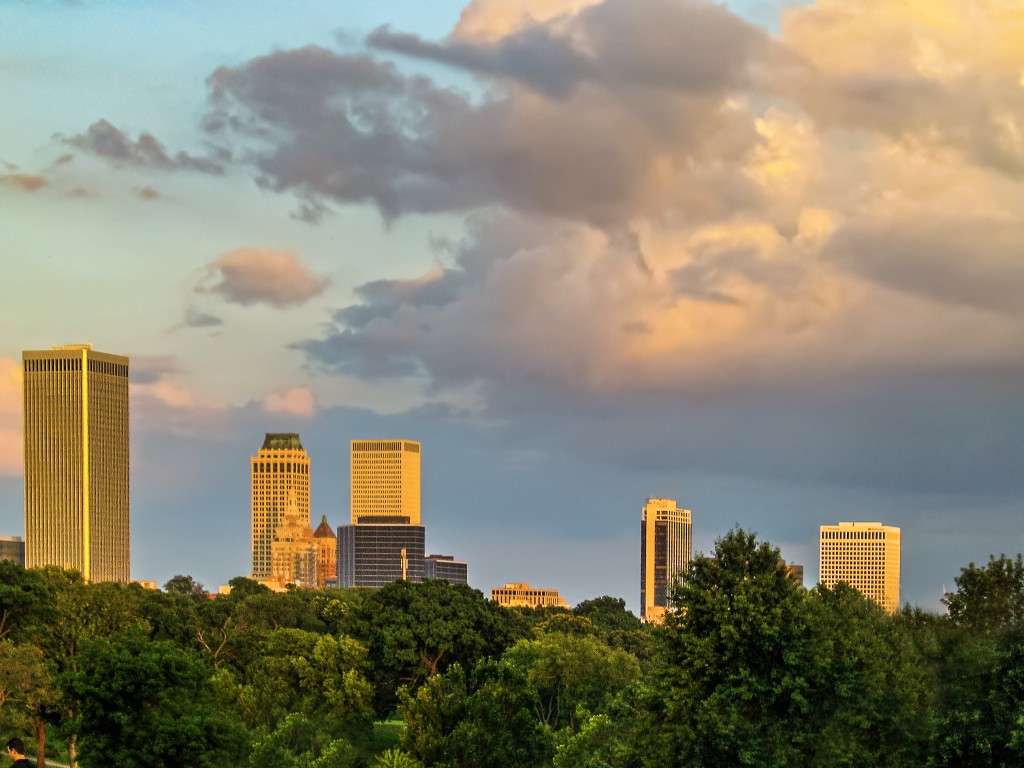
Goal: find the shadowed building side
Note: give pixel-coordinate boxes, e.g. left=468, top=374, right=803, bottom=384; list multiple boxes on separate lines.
left=337, top=523, right=425, bottom=587
left=23, top=344, right=129, bottom=582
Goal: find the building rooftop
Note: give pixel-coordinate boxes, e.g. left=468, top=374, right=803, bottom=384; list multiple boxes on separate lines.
left=313, top=516, right=336, bottom=538
left=262, top=433, right=304, bottom=451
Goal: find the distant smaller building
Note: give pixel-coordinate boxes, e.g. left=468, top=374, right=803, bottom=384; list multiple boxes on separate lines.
left=132, top=580, right=158, bottom=590
left=491, top=583, right=568, bottom=609
left=424, top=554, right=468, bottom=585
left=785, top=562, right=805, bottom=588
left=0, top=536, right=25, bottom=566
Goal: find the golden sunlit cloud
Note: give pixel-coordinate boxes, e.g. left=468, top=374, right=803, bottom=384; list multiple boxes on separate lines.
left=0, top=357, right=23, bottom=476
left=263, top=387, right=316, bottom=419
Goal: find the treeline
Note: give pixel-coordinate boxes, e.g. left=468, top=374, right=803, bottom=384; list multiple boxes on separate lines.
left=2, top=528, right=1024, bottom=767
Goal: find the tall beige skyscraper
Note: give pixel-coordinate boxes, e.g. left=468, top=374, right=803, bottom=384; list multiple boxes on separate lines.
left=641, top=498, right=692, bottom=622
left=23, top=344, right=130, bottom=582
left=350, top=440, right=421, bottom=524
left=251, top=433, right=310, bottom=579
left=819, top=521, right=901, bottom=613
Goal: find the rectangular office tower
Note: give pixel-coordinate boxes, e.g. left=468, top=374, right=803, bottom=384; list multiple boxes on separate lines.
left=337, top=523, right=425, bottom=587
left=251, top=434, right=310, bottom=579
left=819, top=522, right=901, bottom=613
left=23, top=345, right=129, bottom=582
left=641, top=498, right=692, bottom=621
left=351, top=440, right=420, bottom=525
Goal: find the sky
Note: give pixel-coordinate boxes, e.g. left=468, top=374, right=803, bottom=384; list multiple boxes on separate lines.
left=2, top=0, right=1023, bottom=613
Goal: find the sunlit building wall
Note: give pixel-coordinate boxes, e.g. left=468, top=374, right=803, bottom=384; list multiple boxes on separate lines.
left=641, top=498, right=692, bottom=621
left=23, top=344, right=129, bottom=582
left=819, top=521, right=901, bottom=613
left=350, top=440, right=421, bottom=525
left=491, top=583, right=568, bottom=609
left=251, top=433, right=310, bottom=579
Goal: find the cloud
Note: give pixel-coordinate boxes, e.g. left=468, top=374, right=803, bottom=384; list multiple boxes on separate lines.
left=137, top=186, right=160, bottom=200
left=0, top=174, right=46, bottom=192
left=0, top=358, right=22, bottom=476
left=62, top=119, right=224, bottom=174
left=182, top=305, right=224, bottom=329
left=204, top=3, right=771, bottom=224
left=263, top=387, right=316, bottom=418
left=453, top=0, right=599, bottom=42
left=131, top=365, right=232, bottom=440
left=195, top=248, right=329, bottom=308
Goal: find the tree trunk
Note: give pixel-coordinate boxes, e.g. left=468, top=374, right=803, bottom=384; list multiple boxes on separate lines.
left=33, top=711, right=46, bottom=768
left=68, top=733, right=77, bottom=768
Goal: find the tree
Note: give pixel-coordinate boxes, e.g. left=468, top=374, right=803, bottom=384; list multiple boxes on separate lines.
left=501, top=632, right=641, bottom=732
left=163, top=574, right=207, bottom=596
left=944, top=554, right=1024, bottom=634
left=574, top=596, right=641, bottom=633
left=59, top=628, right=246, bottom=768
left=349, top=580, right=527, bottom=715
left=651, top=528, right=812, bottom=767
left=0, top=640, right=56, bottom=768
left=0, top=562, right=56, bottom=642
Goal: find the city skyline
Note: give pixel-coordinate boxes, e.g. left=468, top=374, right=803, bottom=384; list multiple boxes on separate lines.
left=3, top=0, right=1024, bottom=612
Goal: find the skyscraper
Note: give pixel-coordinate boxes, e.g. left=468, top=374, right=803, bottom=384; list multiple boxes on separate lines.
left=23, top=344, right=130, bottom=582
left=819, top=521, right=901, bottom=613
left=251, top=433, right=310, bottom=579
left=350, top=440, right=421, bottom=524
left=339, top=439, right=425, bottom=587
left=641, top=497, right=692, bottom=622
left=424, top=554, right=468, bottom=585
left=267, top=492, right=317, bottom=589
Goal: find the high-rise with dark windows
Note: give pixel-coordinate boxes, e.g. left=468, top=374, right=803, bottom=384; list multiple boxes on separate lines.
left=640, top=497, right=692, bottom=622
left=23, top=344, right=130, bottom=582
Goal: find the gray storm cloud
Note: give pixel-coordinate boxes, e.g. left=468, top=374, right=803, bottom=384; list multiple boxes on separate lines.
left=63, top=119, right=224, bottom=174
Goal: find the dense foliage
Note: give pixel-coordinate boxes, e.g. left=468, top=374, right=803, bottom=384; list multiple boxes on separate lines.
left=2, top=534, right=1024, bottom=766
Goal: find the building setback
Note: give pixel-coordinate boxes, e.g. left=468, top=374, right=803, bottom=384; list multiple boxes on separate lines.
left=23, top=345, right=129, bottom=582
left=424, top=554, right=468, bottom=585
left=819, top=521, right=901, bottom=613
left=641, top=498, right=692, bottom=622
left=337, top=523, right=425, bottom=588
left=251, top=433, right=310, bottom=580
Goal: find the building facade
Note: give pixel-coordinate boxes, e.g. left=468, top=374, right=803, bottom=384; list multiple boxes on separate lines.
left=819, top=521, right=901, bottom=613
left=23, top=345, right=130, bottom=582
left=424, top=554, right=468, bottom=585
left=251, top=433, right=310, bottom=579
left=640, top=498, right=692, bottom=621
left=313, top=515, right=337, bottom=588
left=266, top=493, right=318, bottom=589
left=350, top=440, right=421, bottom=525
left=491, top=583, right=568, bottom=609
left=337, top=523, right=425, bottom=588
left=0, top=536, right=25, bottom=566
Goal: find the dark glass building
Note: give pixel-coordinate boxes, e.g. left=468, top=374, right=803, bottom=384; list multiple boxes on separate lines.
left=424, top=554, right=468, bottom=585
left=337, top=523, right=425, bottom=588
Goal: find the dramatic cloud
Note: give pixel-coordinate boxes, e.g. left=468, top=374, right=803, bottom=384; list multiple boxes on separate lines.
left=453, top=0, right=599, bottom=41
left=63, top=119, right=224, bottom=174
left=204, top=0, right=772, bottom=224
left=263, top=387, right=316, bottom=418
left=0, top=358, right=21, bottom=476
left=196, top=248, right=329, bottom=308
